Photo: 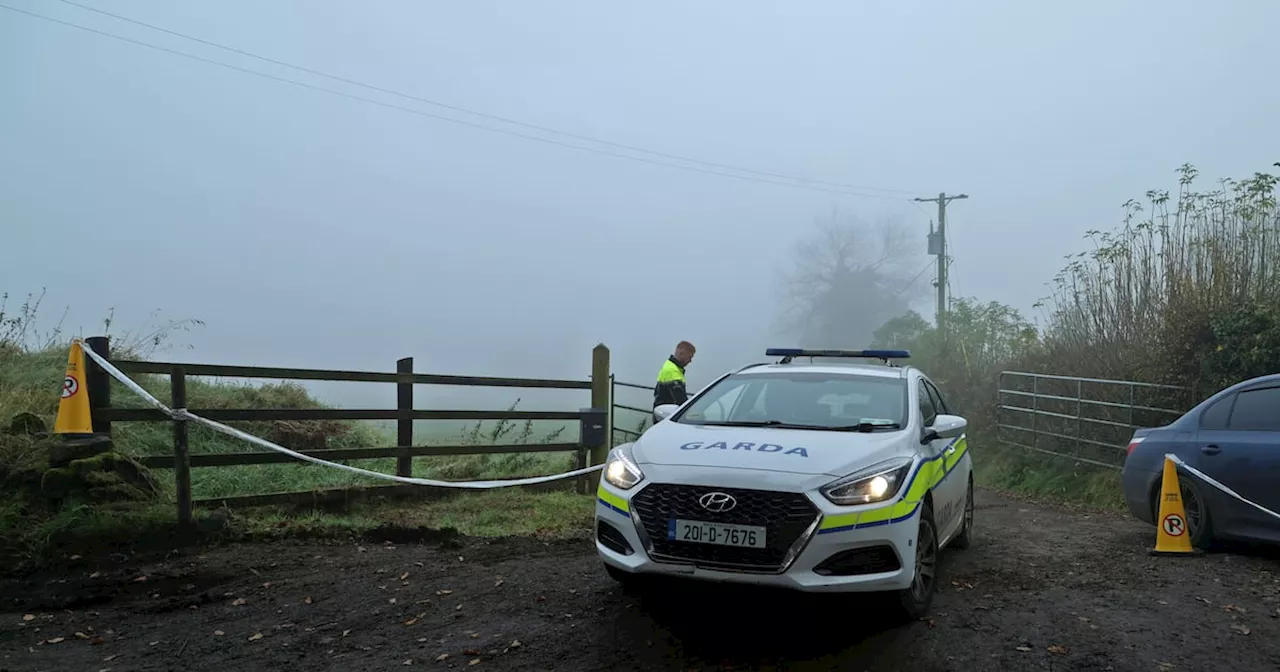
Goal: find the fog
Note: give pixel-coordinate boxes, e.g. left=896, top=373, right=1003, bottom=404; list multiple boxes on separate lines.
left=4, top=0, right=1277, bottom=412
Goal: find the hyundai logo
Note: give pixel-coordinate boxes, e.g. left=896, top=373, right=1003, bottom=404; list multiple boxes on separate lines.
left=698, top=491, right=737, bottom=513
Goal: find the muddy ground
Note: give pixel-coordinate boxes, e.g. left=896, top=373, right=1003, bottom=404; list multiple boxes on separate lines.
left=2, top=489, right=1279, bottom=672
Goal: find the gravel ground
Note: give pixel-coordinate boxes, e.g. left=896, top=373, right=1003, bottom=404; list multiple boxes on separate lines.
left=3, top=489, right=1279, bottom=672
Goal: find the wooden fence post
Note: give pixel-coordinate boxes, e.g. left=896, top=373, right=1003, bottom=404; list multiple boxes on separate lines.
left=589, top=344, right=611, bottom=467
left=396, top=357, right=414, bottom=477
left=84, top=336, right=111, bottom=436
left=171, top=365, right=192, bottom=530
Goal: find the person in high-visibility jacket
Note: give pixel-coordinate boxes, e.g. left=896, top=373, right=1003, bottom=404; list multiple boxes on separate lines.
left=653, top=341, right=696, bottom=409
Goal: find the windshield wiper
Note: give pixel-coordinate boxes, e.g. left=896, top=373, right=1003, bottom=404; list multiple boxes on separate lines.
left=828, top=422, right=902, bottom=432
left=700, top=420, right=831, bottom=430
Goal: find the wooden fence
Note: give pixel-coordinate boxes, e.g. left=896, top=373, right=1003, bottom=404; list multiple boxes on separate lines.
left=80, top=336, right=617, bottom=527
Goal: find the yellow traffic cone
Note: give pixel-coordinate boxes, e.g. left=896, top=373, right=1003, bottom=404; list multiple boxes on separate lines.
left=53, top=340, right=94, bottom=435
left=1150, top=455, right=1199, bottom=556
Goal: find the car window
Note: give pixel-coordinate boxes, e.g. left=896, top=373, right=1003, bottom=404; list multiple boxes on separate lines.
left=1226, top=387, right=1280, bottom=432
left=698, top=382, right=746, bottom=422
left=924, top=380, right=950, bottom=415
left=1199, top=394, right=1235, bottom=430
left=918, top=380, right=938, bottom=426
left=675, top=371, right=907, bottom=429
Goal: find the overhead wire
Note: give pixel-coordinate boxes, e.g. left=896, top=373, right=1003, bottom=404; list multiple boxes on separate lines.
left=57, top=0, right=921, bottom=198
left=7, top=1, right=924, bottom=202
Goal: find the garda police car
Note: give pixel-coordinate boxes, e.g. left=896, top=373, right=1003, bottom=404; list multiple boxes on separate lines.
left=595, top=348, right=973, bottom=619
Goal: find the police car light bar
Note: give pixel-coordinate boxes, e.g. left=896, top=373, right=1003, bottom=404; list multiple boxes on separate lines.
left=765, top=348, right=911, bottom=359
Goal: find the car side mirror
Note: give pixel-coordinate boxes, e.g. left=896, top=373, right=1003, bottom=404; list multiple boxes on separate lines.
left=921, top=414, right=967, bottom=444
left=653, top=404, right=680, bottom=423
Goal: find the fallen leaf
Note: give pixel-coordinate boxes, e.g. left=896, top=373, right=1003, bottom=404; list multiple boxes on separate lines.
left=494, top=579, right=504, bottom=588
left=389, top=598, right=397, bottom=605
left=437, top=590, right=453, bottom=596
left=22, top=614, right=34, bottom=622
left=469, top=660, right=480, bottom=667
left=103, top=654, right=119, bottom=662
left=231, top=598, right=247, bottom=606
left=342, top=629, right=351, bottom=637
left=70, top=554, right=81, bottom=560
left=1158, top=663, right=1176, bottom=671
left=133, top=576, right=148, bottom=583
left=214, top=630, right=225, bottom=636
left=248, top=633, right=263, bottom=641
left=403, top=660, right=413, bottom=665
left=1078, top=617, right=1091, bottom=623
left=455, top=604, right=463, bottom=611
left=262, top=582, right=273, bottom=589
left=304, top=597, right=313, bottom=605
left=90, top=636, right=105, bottom=645
left=89, top=572, right=102, bottom=579
left=1231, top=624, right=1251, bottom=636
left=75, top=632, right=89, bottom=640
left=469, top=633, right=480, bottom=639
left=1048, top=645, right=1068, bottom=654
left=464, top=648, right=481, bottom=655
left=1015, top=645, right=1032, bottom=652
left=435, top=653, right=450, bottom=661
left=46, top=637, right=65, bottom=644
left=509, top=640, right=521, bottom=648
left=1224, top=604, right=1247, bottom=614
left=404, top=618, right=418, bottom=626
left=1196, top=597, right=1211, bottom=604
left=400, top=572, right=410, bottom=580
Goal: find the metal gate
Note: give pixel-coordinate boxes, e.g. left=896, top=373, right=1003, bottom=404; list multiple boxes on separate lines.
left=996, top=371, right=1188, bottom=469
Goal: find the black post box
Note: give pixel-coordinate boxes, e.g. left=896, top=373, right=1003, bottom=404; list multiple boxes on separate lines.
left=580, top=407, right=608, bottom=449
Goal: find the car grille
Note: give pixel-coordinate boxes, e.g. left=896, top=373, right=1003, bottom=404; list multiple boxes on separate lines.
left=596, top=520, right=634, bottom=555
left=631, top=483, right=819, bottom=572
left=813, top=545, right=902, bottom=576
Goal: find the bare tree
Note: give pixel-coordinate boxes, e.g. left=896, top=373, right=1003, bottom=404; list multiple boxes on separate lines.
left=776, top=209, right=929, bottom=348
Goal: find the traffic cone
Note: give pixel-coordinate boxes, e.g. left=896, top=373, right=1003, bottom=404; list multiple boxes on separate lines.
left=1150, top=455, right=1198, bottom=556
left=53, top=340, right=94, bottom=435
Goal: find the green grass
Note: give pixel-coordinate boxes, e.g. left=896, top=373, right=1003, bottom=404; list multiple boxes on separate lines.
left=240, top=490, right=596, bottom=540
left=973, top=436, right=1125, bottom=510
left=0, top=341, right=599, bottom=570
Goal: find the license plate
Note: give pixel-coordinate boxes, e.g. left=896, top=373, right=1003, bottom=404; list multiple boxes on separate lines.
left=667, top=519, right=767, bottom=548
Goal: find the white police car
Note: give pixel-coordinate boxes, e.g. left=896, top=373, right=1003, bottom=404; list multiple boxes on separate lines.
left=595, top=348, right=973, bottom=619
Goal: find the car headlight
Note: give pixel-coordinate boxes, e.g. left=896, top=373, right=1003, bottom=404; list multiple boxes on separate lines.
left=603, top=449, right=644, bottom=490
left=821, top=457, right=914, bottom=506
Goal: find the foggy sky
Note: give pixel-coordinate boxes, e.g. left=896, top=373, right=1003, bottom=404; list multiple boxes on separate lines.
left=4, top=0, right=1277, bottom=412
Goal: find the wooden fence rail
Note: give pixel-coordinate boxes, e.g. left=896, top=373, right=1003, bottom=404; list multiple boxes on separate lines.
left=80, top=336, right=614, bottom=528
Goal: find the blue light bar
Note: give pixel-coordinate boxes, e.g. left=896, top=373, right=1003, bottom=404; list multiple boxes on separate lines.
left=765, top=348, right=911, bottom=359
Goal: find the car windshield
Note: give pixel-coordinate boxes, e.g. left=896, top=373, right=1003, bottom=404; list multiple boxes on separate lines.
left=674, top=371, right=907, bottom=430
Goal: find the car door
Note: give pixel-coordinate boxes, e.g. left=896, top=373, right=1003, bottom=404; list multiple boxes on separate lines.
left=1192, top=384, right=1280, bottom=539
left=921, top=379, right=968, bottom=535
left=916, top=379, right=962, bottom=536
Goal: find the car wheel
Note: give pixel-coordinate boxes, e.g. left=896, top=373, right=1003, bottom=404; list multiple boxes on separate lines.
left=949, top=478, right=975, bottom=550
left=1150, top=475, right=1214, bottom=549
left=890, top=500, right=938, bottom=621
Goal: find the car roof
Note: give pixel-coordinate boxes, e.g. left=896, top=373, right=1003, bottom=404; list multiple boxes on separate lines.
left=732, top=361, right=911, bottom=380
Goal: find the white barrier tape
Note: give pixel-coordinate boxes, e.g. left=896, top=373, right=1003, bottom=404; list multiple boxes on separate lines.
left=1165, top=453, right=1280, bottom=523
left=80, top=341, right=604, bottom=489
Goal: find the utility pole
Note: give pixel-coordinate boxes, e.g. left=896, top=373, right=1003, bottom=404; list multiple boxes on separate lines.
left=915, top=192, right=968, bottom=352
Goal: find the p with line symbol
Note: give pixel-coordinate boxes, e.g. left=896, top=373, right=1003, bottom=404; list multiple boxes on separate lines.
left=1162, top=513, right=1186, bottom=537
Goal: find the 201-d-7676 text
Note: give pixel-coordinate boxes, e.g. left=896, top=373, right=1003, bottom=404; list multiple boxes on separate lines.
left=668, top=520, right=768, bottom=548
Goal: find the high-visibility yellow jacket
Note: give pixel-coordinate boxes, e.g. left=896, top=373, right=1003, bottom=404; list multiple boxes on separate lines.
left=653, top=355, right=688, bottom=408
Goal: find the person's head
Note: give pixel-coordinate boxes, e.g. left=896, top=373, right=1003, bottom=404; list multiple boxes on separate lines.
left=674, top=341, right=696, bottom=367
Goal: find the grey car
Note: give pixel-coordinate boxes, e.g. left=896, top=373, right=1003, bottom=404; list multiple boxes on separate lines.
left=1121, top=372, right=1280, bottom=548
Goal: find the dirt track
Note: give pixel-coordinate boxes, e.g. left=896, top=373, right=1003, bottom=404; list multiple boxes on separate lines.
left=3, top=489, right=1280, bottom=672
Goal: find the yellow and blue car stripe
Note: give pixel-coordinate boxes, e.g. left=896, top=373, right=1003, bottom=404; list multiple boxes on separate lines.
left=597, top=485, right=630, bottom=518
left=816, top=435, right=968, bottom=535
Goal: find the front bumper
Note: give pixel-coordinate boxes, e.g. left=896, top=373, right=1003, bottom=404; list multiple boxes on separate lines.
left=594, top=469, right=919, bottom=593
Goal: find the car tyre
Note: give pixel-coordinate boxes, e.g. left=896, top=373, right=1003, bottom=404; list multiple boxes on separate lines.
left=889, top=500, right=939, bottom=622
left=949, top=477, right=975, bottom=550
